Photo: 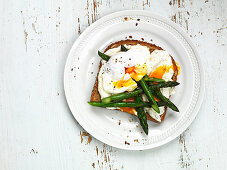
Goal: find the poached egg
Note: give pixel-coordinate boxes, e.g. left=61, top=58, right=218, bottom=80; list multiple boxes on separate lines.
left=98, top=44, right=180, bottom=121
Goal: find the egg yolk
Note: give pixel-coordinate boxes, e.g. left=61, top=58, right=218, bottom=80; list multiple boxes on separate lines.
left=125, top=64, right=147, bottom=81
left=149, top=65, right=172, bottom=79
left=120, top=107, right=136, bottom=115
left=119, top=98, right=136, bottom=115
left=176, top=62, right=181, bottom=75
left=113, top=64, right=148, bottom=90
left=113, top=78, right=136, bottom=89
left=125, top=66, right=136, bottom=74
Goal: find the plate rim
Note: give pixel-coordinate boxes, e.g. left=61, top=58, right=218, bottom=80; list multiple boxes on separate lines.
left=64, top=10, right=205, bottom=150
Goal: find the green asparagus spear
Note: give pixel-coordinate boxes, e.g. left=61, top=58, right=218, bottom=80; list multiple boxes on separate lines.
left=102, top=89, right=143, bottom=103
left=144, top=75, right=165, bottom=83
left=153, top=90, right=179, bottom=112
left=139, top=77, right=160, bottom=113
left=98, top=51, right=110, bottom=61
left=121, top=45, right=129, bottom=52
left=88, top=102, right=145, bottom=107
left=135, top=95, right=148, bottom=135
left=156, top=101, right=167, bottom=107
left=101, top=81, right=179, bottom=104
left=149, top=81, right=180, bottom=89
left=88, top=101, right=167, bottom=108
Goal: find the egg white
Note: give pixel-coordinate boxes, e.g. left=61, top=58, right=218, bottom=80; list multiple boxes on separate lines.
left=98, top=44, right=151, bottom=96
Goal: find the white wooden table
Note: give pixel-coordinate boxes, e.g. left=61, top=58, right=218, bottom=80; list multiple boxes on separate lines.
left=1, top=0, right=227, bottom=169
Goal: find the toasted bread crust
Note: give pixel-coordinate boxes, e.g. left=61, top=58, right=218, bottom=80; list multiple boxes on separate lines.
left=90, top=40, right=178, bottom=123
left=104, top=40, right=162, bottom=53
left=90, top=63, right=102, bottom=102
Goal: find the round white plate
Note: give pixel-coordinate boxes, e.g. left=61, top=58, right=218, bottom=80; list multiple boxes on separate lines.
left=64, top=10, right=205, bottom=150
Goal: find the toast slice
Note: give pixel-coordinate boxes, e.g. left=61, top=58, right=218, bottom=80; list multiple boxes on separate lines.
left=90, top=40, right=178, bottom=123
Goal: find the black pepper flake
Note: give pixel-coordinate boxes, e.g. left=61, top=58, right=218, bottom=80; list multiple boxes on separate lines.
left=91, top=72, right=93, bottom=74
left=137, top=19, right=140, bottom=21
left=71, top=68, right=73, bottom=71
left=129, top=58, right=131, bottom=60
left=129, top=36, right=132, bottom=38
left=141, top=38, right=144, bottom=41
left=135, top=23, right=138, bottom=26
left=125, top=141, right=130, bottom=145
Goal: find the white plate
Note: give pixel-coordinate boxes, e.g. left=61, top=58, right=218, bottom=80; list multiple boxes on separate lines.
left=64, top=10, right=205, bottom=150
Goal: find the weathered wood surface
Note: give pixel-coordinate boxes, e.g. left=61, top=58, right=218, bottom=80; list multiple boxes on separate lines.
left=0, top=0, right=227, bottom=169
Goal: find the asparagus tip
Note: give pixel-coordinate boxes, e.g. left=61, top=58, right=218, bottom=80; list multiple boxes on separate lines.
left=153, top=104, right=160, bottom=113
left=144, top=128, right=148, bottom=135
left=175, top=107, right=179, bottom=112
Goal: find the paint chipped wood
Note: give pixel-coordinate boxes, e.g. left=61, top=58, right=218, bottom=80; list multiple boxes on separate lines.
left=80, top=131, right=92, bottom=144
left=0, top=0, right=226, bottom=170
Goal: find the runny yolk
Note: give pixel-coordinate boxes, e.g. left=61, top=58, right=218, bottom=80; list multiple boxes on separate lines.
left=149, top=65, right=172, bottom=79
left=125, top=65, right=147, bottom=81
left=125, top=66, right=135, bottom=74
left=120, top=98, right=136, bottom=115
left=175, top=62, right=181, bottom=75
left=120, top=107, right=136, bottom=115
left=113, top=78, right=135, bottom=89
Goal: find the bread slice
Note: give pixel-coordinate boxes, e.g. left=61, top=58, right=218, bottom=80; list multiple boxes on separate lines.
left=90, top=40, right=178, bottom=123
